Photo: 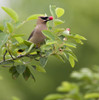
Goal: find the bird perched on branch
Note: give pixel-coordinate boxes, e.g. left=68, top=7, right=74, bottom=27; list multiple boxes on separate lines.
left=18, top=16, right=53, bottom=53
left=28, top=16, right=53, bottom=47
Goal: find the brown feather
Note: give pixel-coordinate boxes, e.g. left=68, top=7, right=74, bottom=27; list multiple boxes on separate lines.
left=28, top=16, right=47, bottom=45
left=28, top=29, right=35, bottom=40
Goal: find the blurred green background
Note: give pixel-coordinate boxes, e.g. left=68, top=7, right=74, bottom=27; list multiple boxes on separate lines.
left=0, top=0, right=99, bottom=100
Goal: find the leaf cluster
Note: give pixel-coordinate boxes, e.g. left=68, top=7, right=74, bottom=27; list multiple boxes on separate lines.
left=0, top=5, right=86, bottom=80
left=44, top=66, right=99, bottom=100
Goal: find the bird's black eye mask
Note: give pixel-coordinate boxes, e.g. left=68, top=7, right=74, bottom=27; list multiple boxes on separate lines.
left=40, top=17, right=48, bottom=20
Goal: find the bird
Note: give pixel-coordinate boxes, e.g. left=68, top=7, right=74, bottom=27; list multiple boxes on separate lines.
left=28, top=16, right=53, bottom=47
left=18, top=16, right=53, bottom=53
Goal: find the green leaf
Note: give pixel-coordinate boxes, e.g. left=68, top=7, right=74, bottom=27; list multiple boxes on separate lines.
left=23, top=67, right=31, bottom=81
left=0, top=24, right=4, bottom=31
left=7, top=22, right=13, bottom=33
left=16, top=65, right=26, bottom=74
left=15, top=37, right=24, bottom=43
left=9, top=66, right=16, bottom=73
left=46, top=40, right=57, bottom=45
left=45, top=49, right=53, bottom=56
left=12, top=96, right=20, bottom=100
left=31, top=73, right=35, bottom=81
left=71, top=71, right=82, bottom=79
left=69, top=54, right=75, bottom=68
left=0, top=60, right=14, bottom=66
left=16, top=43, right=28, bottom=50
left=54, top=19, right=64, bottom=26
left=63, top=52, right=69, bottom=60
left=84, top=93, right=99, bottom=99
left=41, top=45, right=52, bottom=51
left=9, top=67, right=19, bottom=79
left=53, top=28, right=65, bottom=35
left=49, top=5, right=56, bottom=19
left=64, top=50, right=78, bottom=62
left=75, top=39, right=84, bottom=44
left=27, top=43, right=34, bottom=54
left=74, top=34, right=87, bottom=40
left=54, top=54, right=65, bottom=63
left=40, top=57, right=48, bottom=67
left=42, top=30, right=55, bottom=40
left=57, top=81, right=78, bottom=92
left=2, top=47, right=7, bottom=54
left=12, top=72, right=19, bottom=79
left=12, top=71, right=19, bottom=79
left=44, top=94, right=63, bottom=100
left=27, top=14, right=44, bottom=21
left=12, top=34, right=25, bottom=37
left=23, top=40, right=32, bottom=46
left=55, top=8, right=65, bottom=18
left=64, top=43, right=76, bottom=48
left=35, top=65, right=46, bottom=73
left=2, top=7, right=19, bottom=22
left=71, top=68, right=93, bottom=81
left=0, top=32, right=9, bottom=48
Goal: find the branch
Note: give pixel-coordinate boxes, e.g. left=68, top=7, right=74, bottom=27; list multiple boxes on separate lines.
left=0, top=54, right=37, bottom=65
left=3, top=50, right=7, bottom=61
left=8, top=50, right=15, bottom=60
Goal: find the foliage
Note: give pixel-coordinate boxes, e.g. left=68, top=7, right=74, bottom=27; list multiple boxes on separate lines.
left=44, top=66, right=99, bottom=100
left=0, top=5, right=86, bottom=81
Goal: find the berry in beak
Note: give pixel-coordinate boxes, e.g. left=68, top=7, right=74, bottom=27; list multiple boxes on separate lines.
left=49, top=16, right=53, bottom=20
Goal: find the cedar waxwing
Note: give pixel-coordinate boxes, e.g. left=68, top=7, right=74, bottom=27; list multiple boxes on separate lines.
left=18, top=16, right=53, bottom=53
left=28, top=16, right=53, bottom=46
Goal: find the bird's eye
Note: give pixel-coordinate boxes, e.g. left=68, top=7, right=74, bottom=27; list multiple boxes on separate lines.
left=40, top=17, right=48, bottom=20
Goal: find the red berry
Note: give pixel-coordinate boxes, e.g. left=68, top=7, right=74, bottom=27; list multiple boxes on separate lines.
left=49, top=16, right=53, bottom=20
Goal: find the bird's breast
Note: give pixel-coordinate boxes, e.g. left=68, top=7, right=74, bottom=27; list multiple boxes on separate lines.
left=29, top=25, right=47, bottom=44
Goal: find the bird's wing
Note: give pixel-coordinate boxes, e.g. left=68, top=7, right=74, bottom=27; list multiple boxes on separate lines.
left=28, top=29, right=35, bottom=40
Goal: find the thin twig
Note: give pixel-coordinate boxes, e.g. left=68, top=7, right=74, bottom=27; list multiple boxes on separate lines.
left=8, top=50, right=15, bottom=60
left=0, top=54, right=37, bottom=65
left=3, top=50, right=7, bottom=61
